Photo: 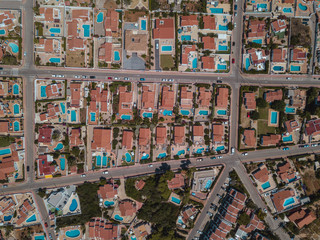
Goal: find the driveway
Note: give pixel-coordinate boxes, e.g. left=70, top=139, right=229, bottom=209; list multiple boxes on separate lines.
left=123, top=53, right=146, bottom=70
left=155, top=40, right=160, bottom=70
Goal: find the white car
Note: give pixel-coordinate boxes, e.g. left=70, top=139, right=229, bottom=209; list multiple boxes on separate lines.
left=74, top=75, right=80, bottom=79
left=80, top=174, right=86, bottom=178
left=162, top=78, right=167, bottom=82
left=242, top=152, right=248, bottom=156
left=231, top=147, right=235, bottom=154
left=311, top=144, right=317, bottom=147
left=82, top=75, right=87, bottom=79
left=114, top=77, right=119, bottom=80
left=217, top=156, right=223, bottom=159
left=102, top=170, right=109, bottom=175
left=197, top=158, right=203, bottom=162
left=156, top=43, right=159, bottom=49
left=124, top=77, right=129, bottom=80
left=263, top=208, right=268, bottom=213
left=52, top=74, right=56, bottom=77
left=168, top=79, right=174, bottom=82
left=148, top=164, right=153, bottom=168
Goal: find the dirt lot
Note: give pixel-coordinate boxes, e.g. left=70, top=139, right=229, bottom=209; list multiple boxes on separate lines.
left=300, top=169, right=320, bottom=195
left=124, top=10, right=148, bottom=22
left=66, top=50, right=85, bottom=67
left=290, top=18, right=311, bottom=47
left=240, top=105, right=251, bottom=128
left=181, top=1, right=203, bottom=12
left=102, top=0, right=118, bottom=9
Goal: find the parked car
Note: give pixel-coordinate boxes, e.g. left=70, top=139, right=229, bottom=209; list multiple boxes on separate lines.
left=81, top=174, right=86, bottom=178
left=218, top=156, right=223, bottom=159
left=197, top=158, right=203, bottom=162
left=114, top=77, right=119, bottom=80
left=124, top=77, right=129, bottom=80
left=140, top=78, right=146, bottom=81
left=27, top=166, right=30, bottom=172
left=207, top=211, right=213, bottom=217
left=103, top=170, right=109, bottom=175
left=2, top=185, right=8, bottom=188
left=45, top=222, right=48, bottom=227
left=168, top=79, right=174, bottom=82
left=232, top=58, right=235, bottom=63
left=162, top=78, right=167, bottom=81
left=286, top=77, right=292, bottom=80
left=234, top=4, right=237, bottom=10
left=311, top=144, right=317, bottom=147
left=52, top=74, right=56, bottom=77
left=304, top=144, right=310, bottom=148
left=210, top=156, right=216, bottom=160
left=217, top=194, right=222, bottom=199
left=156, top=43, right=159, bottom=49
left=282, top=147, right=289, bottom=151
left=263, top=208, right=268, bottom=213
left=217, top=80, right=222, bottom=83
left=74, top=75, right=80, bottom=79
left=242, top=152, right=248, bottom=156
left=90, top=76, right=96, bottom=79
left=231, top=147, right=235, bottom=154
left=148, top=164, right=153, bottom=168
left=82, top=75, right=87, bottom=79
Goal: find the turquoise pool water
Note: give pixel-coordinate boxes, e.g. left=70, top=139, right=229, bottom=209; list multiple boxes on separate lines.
left=131, top=236, right=137, bottom=240
left=161, top=45, right=172, bottom=51
left=90, top=112, right=96, bottom=122
left=218, top=25, right=228, bottom=30
left=283, top=7, right=292, bottom=12
left=0, top=29, right=6, bottom=35
left=298, top=3, right=307, bottom=11
left=34, top=236, right=45, bottom=240
left=158, top=152, right=167, bottom=158
left=14, top=104, right=20, bottom=115
left=181, top=35, right=191, bottom=41
left=121, top=114, right=131, bottom=120
left=205, top=179, right=212, bottom=189
left=180, top=109, right=190, bottom=115
left=69, top=199, right=78, bottom=211
left=71, top=110, right=76, bottom=122
left=171, top=196, right=181, bottom=204
left=114, top=51, right=120, bottom=61
left=65, top=229, right=80, bottom=238
left=283, top=197, right=295, bottom=207
left=26, top=214, right=36, bottom=223
left=252, top=39, right=262, bottom=44
left=104, top=200, right=115, bottom=207
left=125, top=152, right=132, bottom=162
left=177, top=150, right=185, bottom=156
left=210, top=8, right=223, bottom=13
left=114, top=214, right=123, bottom=221
left=217, top=109, right=227, bottom=115
left=163, top=110, right=173, bottom=116
left=192, top=58, right=197, bottom=69
left=41, top=86, right=47, bottom=98
left=13, top=121, right=19, bottom=131
left=273, top=66, right=283, bottom=71
left=49, top=28, right=61, bottom=33
left=245, top=58, right=251, bottom=70
left=4, top=215, right=12, bottom=221
left=102, top=156, right=107, bottom=166
left=257, top=3, right=267, bottom=10
left=60, top=102, right=66, bottom=114
left=9, top=43, right=19, bottom=53
left=141, top=19, right=146, bottom=30
left=54, top=143, right=63, bottom=151
left=290, top=65, right=301, bottom=72
left=216, top=145, right=225, bottom=151
left=141, top=154, right=149, bottom=160
left=0, top=148, right=11, bottom=156
left=143, top=112, right=153, bottom=118
left=217, top=64, right=227, bottom=70
left=83, top=25, right=90, bottom=37
left=196, top=148, right=204, bottom=154
left=199, top=110, right=208, bottom=115
left=49, top=58, right=61, bottom=63
left=97, top=12, right=104, bottom=23
left=97, top=155, right=102, bottom=166
left=288, top=176, right=296, bottom=183
left=218, top=45, right=228, bottom=51
left=282, top=135, right=293, bottom=142
left=285, top=107, right=295, bottom=113
left=13, top=84, right=19, bottom=95
left=270, top=111, right=278, bottom=124
left=261, top=181, right=270, bottom=190
left=60, top=158, right=65, bottom=171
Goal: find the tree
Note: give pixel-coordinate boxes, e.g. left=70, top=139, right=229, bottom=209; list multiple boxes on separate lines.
left=237, top=212, right=250, bottom=225
left=227, top=22, right=234, bottom=30
left=250, top=111, right=260, bottom=120
left=256, top=97, right=268, bottom=108
left=271, top=100, right=286, bottom=112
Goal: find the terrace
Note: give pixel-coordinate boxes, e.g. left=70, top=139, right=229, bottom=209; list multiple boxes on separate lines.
left=246, top=0, right=271, bottom=12
left=272, top=0, right=295, bottom=16
left=289, top=48, right=308, bottom=74
left=251, top=164, right=277, bottom=193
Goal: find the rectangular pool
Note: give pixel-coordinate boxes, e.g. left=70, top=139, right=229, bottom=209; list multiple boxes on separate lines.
left=140, top=19, right=146, bottom=30
left=71, top=110, right=76, bottom=122
left=217, top=64, right=227, bottom=70
left=283, top=197, right=295, bottom=207
left=0, top=148, right=11, bottom=156
left=282, top=135, right=293, bottom=142
left=252, top=39, right=262, bottom=44
left=270, top=111, right=278, bottom=124
left=181, top=35, right=191, bottom=41
left=290, top=65, right=301, bottom=72
left=41, top=86, right=47, bottom=98
left=218, top=45, right=228, bottom=51
left=210, top=8, right=223, bottom=13
left=218, top=25, right=228, bottom=31
left=245, top=58, right=251, bottom=70
left=171, top=196, right=181, bottom=204
left=285, top=107, right=295, bottom=114
left=261, top=181, right=270, bottom=190
left=83, top=24, right=90, bottom=37
left=161, top=45, right=172, bottom=52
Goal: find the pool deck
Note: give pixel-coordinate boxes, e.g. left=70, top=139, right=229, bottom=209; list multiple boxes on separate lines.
left=267, top=109, right=279, bottom=127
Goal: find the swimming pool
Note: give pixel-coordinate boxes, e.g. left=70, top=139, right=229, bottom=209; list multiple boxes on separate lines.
left=13, top=84, right=19, bottom=95
left=257, top=3, right=267, bottom=10
left=14, top=104, right=20, bottom=115
left=121, top=114, right=131, bottom=120
left=158, top=152, right=167, bottom=158
left=261, top=181, right=270, bottom=190
left=196, top=148, right=204, bottom=154
left=0, top=29, right=6, bottom=35
left=83, top=25, right=90, bottom=37
left=163, top=110, right=173, bottom=116
left=96, top=156, right=102, bottom=166
left=204, top=179, right=212, bottom=189
left=217, top=109, right=227, bottom=115
left=171, top=196, right=181, bottom=204
left=273, top=66, right=283, bottom=71
left=270, top=111, right=278, bottom=124
left=71, top=110, right=76, bottom=122
left=298, top=3, right=307, bottom=11
left=4, top=215, right=12, bottom=221
left=97, top=12, right=104, bottom=23
left=285, top=107, right=295, bottom=114
left=290, top=65, right=301, bottom=72
left=210, top=8, right=223, bottom=13
left=252, top=39, right=262, bottom=44
left=60, top=103, right=66, bottom=114
left=41, top=86, right=47, bottom=98
left=114, top=214, right=123, bottom=221
left=90, top=112, right=96, bottom=122
left=245, top=58, right=251, bottom=70
left=49, top=58, right=61, bottom=63
left=49, top=28, right=61, bottom=33
left=9, top=43, right=19, bottom=54
left=60, top=158, right=65, bottom=171
left=104, top=200, right=115, bottom=207
left=161, top=45, right=172, bottom=52
left=181, top=35, right=191, bottom=41
left=102, top=155, right=107, bottom=166
left=114, top=51, right=120, bottom=61
left=34, top=235, right=45, bottom=240
left=192, top=58, right=197, bottom=69
left=54, top=143, right=64, bottom=151
left=141, top=19, right=146, bottom=30
left=65, top=229, right=80, bottom=238
left=69, top=199, right=78, bottom=212
left=217, top=64, right=227, bottom=70
left=283, top=197, right=295, bottom=207
left=177, top=150, right=185, bottom=156
left=282, top=135, right=293, bottom=142
left=0, top=148, right=11, bottom=156
left=218, top=45, right=228, bottom=51
left=283, top=7, right=292, bottom=13
left=199, top=110, right=208, bottom=115
left=13, top=121, right=20, bottom=131
left=180, top=109, right=190, bottom=115
left=26, top=214, right=36, bottom=223
left=218, top=25, right=228, bottom=31
left=125, top=152, right=132, bottom=162
left=143, top=112, right=153, bottom=118
left=131, top=236, right=137, bottom=240
left=216, top=145, right=225, bottom=151
left=141, top=154, right=149, bottom=160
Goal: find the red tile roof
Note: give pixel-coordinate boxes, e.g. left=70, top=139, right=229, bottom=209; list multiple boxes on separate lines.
left=99, top=42, right=112, bottom=62
left=161, top=86, right=174, bottom=110
left=72, top=9, right=89, bottom=21
left=253, top=165, right=269, bottom=183
left=198, top=87, right=211, bottom=107
left=284, top=120, right=299, bottom=133
left=292, top=49, right=307, bottom=62
left=139, top=128, right=151, bottom=146
left=243, top=92, right=256, bottom=110
left=203, top=15, right=216, bottom=30
left=174, top=126, right=185, bottom=144
left=181, top=45, right=196, bottom=65
left=180, top=86, right=193, bottom=108
left=216, top=88, right=229, bottom=108
left=135, top=180, right=146, bottom=190
left=91, top=128, right=112, bottom=151
left=122, top=130, right=133, bottom=150
left=68, top=37, right=84, bottom=50
left=156, top=126, right=166, bottom=145
left=271, top=19, right=287, bottom=32
left=70, top=83, right=81, bottom=107
left=202, top=56, right=215, bottom=71
left=118, top=86, right=133, bottom=116
left=243, top=129, right=256, bottom=147
left=105, top=9, right=119, bottom=33
left=248, top=20, right=266, bottom=38
left=38, top=155, right=55, bottom=176
left=141, top=86, right=155, bottom=109
left=193, top=125, right=204, bottom=137
left=272, top=48, right=287, bottom=63
left=87, top=217, right=119, bottom=240
left=264, top=89, right=282, bottom=102
left=261, top=134, right=281, bottom=146
left=272, top=189, right=295, bottom=212
left=288, top=209, right=316, bottom=229
left=38, top=126, right=52, bottom=143
left=305, top=119, right=320, bottom=136
left=203, top=36, right=215, bottom=50
left=213, top=124, right=224, bottom=143
left=153, top=19, right=175, bottom=39
left=98, top=184, right=118, bottom=199
left=180, top=15, right=198, bottom=26
left=70, top=128, right=82, bottom=147
left=119, top=200, right=136, bottom=217
left=167, top=173, right=185, bottom=189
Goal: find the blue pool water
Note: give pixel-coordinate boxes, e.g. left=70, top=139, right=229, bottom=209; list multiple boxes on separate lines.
left=282, top=135, right=293, bottom=142
left=121, top=114, right=131, bottom=120
left=283, top=7, right=292, bottom=13
left=41, top=86, right=47, bottom=98
left=257, top=3, right=267, bottom=10
left=288, top=176, right=296, bottom=183
left=34, top=236, right=45, bottom=240
left=217, top=64, right=227, bottom=70
left=71, top=110, right=76, bottom=122
left=0, top=29, right=6, bottom=35
left=13, top=121, right=20, bottom=131
left=9, top=43, right=19, bottom=53
left=245, top=58, right=251, bottom=70
left=181, top=35, right=191, bottom=41
left=131, top=236, right=137, bottom=240
left=69, top=199, right=78, bottom=211
left=217, top=109, right=227, bottom=115
left=205, top=179, right=212, bottom=189
left=97, top=156, right=102, bottom=166
left=102, top=156, right=107, bottom=166
left=180, top=109, right=190, bottom=115
left=158, top=152, right=167, bottom=158
left=273, top=66, right=283, bottom=71
left=290, top=65, right=301, bottom=72
left=13, top=84, right=19, bottom=95
left=196, top=148, right=204, bottom=154
left=163, top=110, right=173, bottom=116
left=141, top=19, right=146, bottom=30
left=218, top=45, right=228, bottom=51
left=0, top=148, right=11, bottom=156
left=60, top=103, right=66, bottom=114
left=125, top=152, right=132, bottom=162
left=14, top=104, right=20, bottom=115
left=97, top=12, right=104, bottom=23
left=26, top=214, right=36, bottom=223
left=114, top=214, right=123, bottom=221
left=83, top=25, right=90, bottom=37
left=270, top=111, right=278, bottom=124
left=54, top=143, right=63, bottom=151
left=162, top=45, right=172, bottom=51
left=210, top=8, right=223, bottom=13
left=192, top=58, right=197, bottom=69
left=49, top=28, right=61, bottom=33
left=177, top=150, right=185, bottom=156
left=216, top=145, right=225, bottom=151
left=114, top=51, right=120, bottom=61
left=199, top=110, right=208, bottom=115
left=65, top=229, right=80, bottom=238
left=141, top=154, right=149, bottom=160
left=285, top=107, right=295, bottom=114
left=60, top=158, right=65, bottom=171
left=171, top=196, right=181, bottom=204
left=283, top=197, right=295, bottom=207
left=218, top=25, right=228, bottom=30
left=90, top=112, right=96, bottom=122
left=4, top=215, right=12, bottom=221
left=261, top=181, right=270, bottom=190
left=298, top=3, right=307, bottom=11
left=104, top=201, right=115, bottom=207
left=143, top=112, right=153, bottom=118
left=49, top=58, right=61, bottom=63
left=252, top=39, right=262, bottom=44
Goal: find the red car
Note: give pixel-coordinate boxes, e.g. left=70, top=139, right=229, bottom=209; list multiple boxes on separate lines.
left=45, top=222, right=48, bottom=227
left=108, top=77, right=112, bottom=80
left=232, top=58, right=235, bottom=64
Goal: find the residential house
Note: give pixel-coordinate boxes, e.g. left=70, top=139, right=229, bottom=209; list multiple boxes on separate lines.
left=132, top=222, right=152, bottom=240
left=139, top=128, right=151, bottom=146
left=271, top=19, right=287, bottom=34
left=261, top=134, right=281, bottom=146
left=271, top=189, right=298, bottom=212
left=174, top=126, right=185, bottom=145
left=277, top=160, right=298, bottom=183
left=70, top=128, right=82, bottom=148
left=180, top=86, right=193, bottom=109
left=180, top=15, right=198, bottom=26
left=264, top=89, right=283, bottom=103
left=305, top=119, right=320, bottom=138
left=122, top=130, right=133, bottom=150
left=98, top=184, right=118, bottom=200
left=193, top=125, right=204, bottom=143
left=135, top=180, right=145, bottom=191
left=118, top=86, right=133, bottom=118
left=156, top=126, right=166, bottom=145
left=216, top=87, right=229, bottom=108
left=198, top=87, right=212, bottom=107
left=87, top=217, right=119, bottom=240
left=91, top=128, right=112, bottom=152
left=288, top=209, right=316, bottom=229
left=243, top=129, right=256, bottom=147
left=141, top=86, right=155, bottom=110
left=284, top=120, right=299, bottom=133
left=202, top=56, right=215, bottom=71
left=153, top=19, right=175, bottom=40
left=212, top=124, right=224, bottom=144
left=203, top=15, right=216, bottom=30
left=167, top=173, right=185, bottom=190
left=160, top=86, right=174, bottom=110
left=243, top=92, right=256, bottom=110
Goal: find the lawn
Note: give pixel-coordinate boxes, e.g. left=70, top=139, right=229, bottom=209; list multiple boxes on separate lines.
left=160, top=54, right=174, bottom=70
left=257, top=120, right=276, bottom=136
left=258, top=106, right=269, bottom=120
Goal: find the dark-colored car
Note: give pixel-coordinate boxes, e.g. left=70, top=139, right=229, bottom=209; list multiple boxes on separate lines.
left=90, top=76, right=96, bottom=79
left=232, top=58, right=235, bottom=64
left=27, top=166, right=30, bottom=172
left=217, top=80, right=222, bottom=83
left=45, top=222, right=48, bottom=227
